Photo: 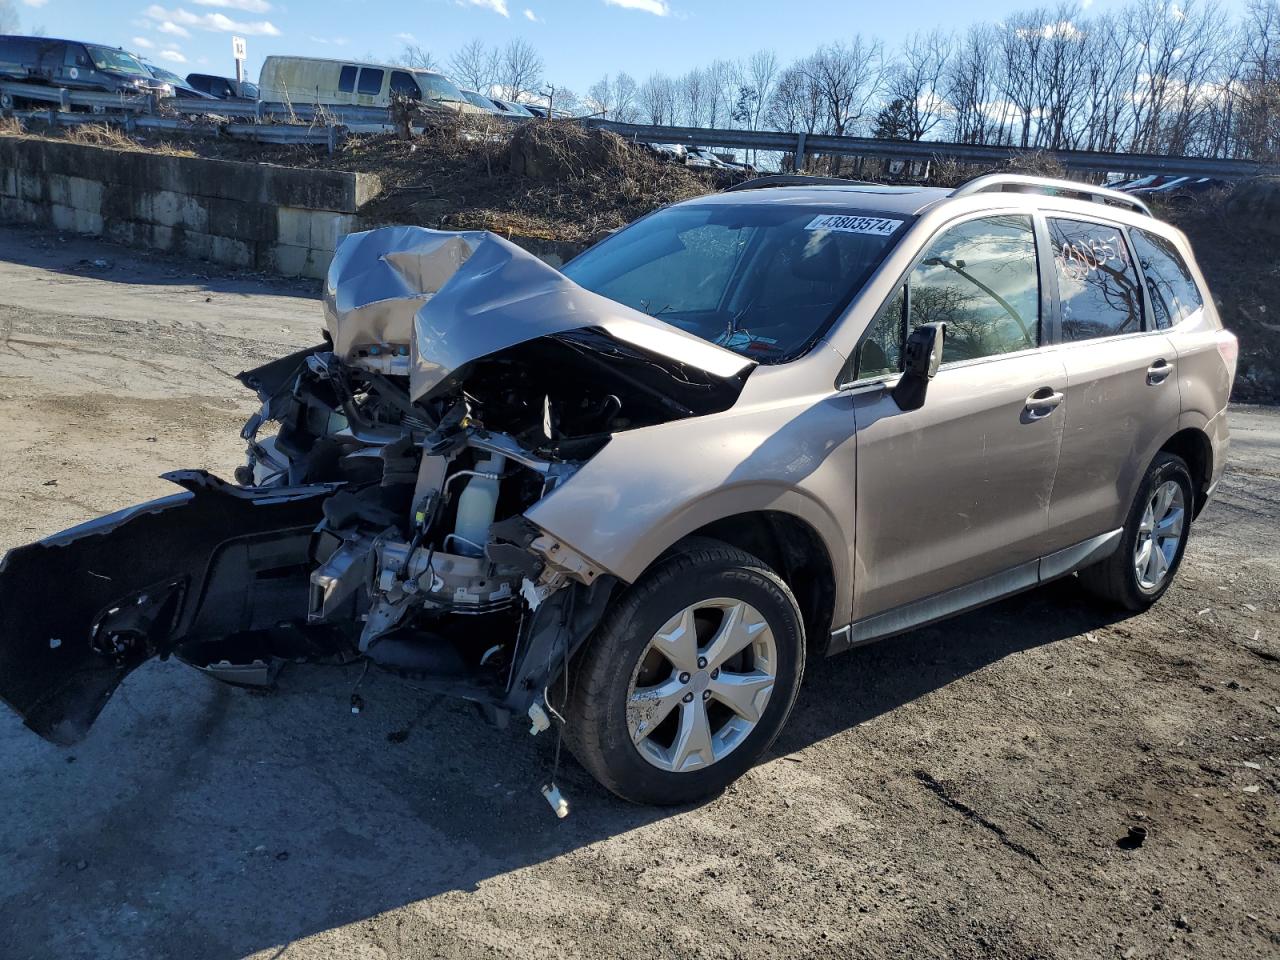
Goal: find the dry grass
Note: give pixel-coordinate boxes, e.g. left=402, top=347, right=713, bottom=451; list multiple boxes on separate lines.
left=63, top=123, right=144, bottom=151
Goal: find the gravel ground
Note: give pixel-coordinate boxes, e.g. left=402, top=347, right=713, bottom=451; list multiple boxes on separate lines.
left=0, top=227, right=1276, bottom=960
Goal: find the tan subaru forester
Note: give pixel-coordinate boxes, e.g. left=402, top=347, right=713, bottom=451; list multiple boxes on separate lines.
left=0, top=174, right=1236, bottom=807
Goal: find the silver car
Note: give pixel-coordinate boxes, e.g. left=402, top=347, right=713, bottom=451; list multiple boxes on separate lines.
left=0, top=174, right=1237, bottom=807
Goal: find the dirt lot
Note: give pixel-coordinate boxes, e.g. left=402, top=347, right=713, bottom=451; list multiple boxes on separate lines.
left=0, top=226, right=1277, bottom=960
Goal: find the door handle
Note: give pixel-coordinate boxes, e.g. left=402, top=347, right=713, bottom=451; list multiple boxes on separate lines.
left=1147, top=359, right=1174, bottom=385
left=1023, top=387, right=1064, bottom=420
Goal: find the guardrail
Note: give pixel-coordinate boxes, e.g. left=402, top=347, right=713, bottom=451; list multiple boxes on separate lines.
left=10, top=107, right=342, bottom=149
left=4, top=78, right=1277, bottom=179
left=584, top=119, right=1280, bottom=181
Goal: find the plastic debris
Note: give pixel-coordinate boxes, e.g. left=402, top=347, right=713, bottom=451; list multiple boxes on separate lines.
left=541, top=783, right=569, bottom=819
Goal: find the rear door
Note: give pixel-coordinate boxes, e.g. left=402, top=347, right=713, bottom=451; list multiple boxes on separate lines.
left=1041, top=214, right=1181, bottom=551
left=849, top=212, right=1067, bottom=622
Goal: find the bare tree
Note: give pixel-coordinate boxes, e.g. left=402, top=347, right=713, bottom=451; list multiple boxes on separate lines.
left=889, top=29, right=953, bottom=140
left=395, top=44, right=439, bottom=72
left=586, top=75, right=614, bottom=116
left=613, top=72, right=639, bottom=122
left=449, top=38, right=500, bottom=94
left=803, top=37, right=886, bottom=136
left=495, top=38, right=544, bottom=102
left=767, top=60, right=824, bottom=135
left=677, top=67, right=709, bottom=126
left=705, top=59, right=740, bottom=128
left=742, top=49, right=779, bottom=130
left=1236, top=0, right=1280, bottom=158
left=638, top=72, right=677, bottom=125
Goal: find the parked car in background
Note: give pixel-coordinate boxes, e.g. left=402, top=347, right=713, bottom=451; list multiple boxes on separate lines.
left=522, top=103, right=573, bottom=119
left=141, top=61, right=214, bottom=100
left=185, top=73, right=259, bottom=101
left=642, top=142, right=687, bottom=163
left=457, top=88, right=503, bottom=114
left=489, top=95, right=535, bottom=118
left=0, top=35, right=169, bottom=104
left=686, top=147, right=734, bottom=170
left=258, top=56, right=486, bottom=114
left=1130, top=177, right=1226, bottom=203
left=1116, top=175, right=1176, bottom=193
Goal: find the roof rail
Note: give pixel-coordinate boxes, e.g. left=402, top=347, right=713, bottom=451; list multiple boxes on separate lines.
left=951, top=174, right=1153, bottom=217
left=724, top=174, right=873, bottom=192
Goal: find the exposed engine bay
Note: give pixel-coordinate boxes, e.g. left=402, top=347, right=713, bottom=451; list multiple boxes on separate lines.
left=0, top=227, right=754, bottom=747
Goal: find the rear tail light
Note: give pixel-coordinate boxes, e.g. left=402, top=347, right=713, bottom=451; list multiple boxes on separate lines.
left=1217, top=330, right=1238, bottom=367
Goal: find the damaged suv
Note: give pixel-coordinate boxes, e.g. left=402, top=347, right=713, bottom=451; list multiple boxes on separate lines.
left=0, top=175, right=1236, bottom=806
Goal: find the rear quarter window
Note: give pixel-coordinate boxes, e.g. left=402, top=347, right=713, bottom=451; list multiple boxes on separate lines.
left=338, top=65, right=357, bottom=94
left=1048, top=218, right=1144, bottom=342
left=1130, top=228, right=1204, bottom=329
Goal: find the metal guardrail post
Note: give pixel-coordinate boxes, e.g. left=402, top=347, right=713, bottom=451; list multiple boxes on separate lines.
left=326, top=124, right=338, bottom=155
left=58, top=89, right=70, bottom=113
left=795, top=131, right=807, bottom=173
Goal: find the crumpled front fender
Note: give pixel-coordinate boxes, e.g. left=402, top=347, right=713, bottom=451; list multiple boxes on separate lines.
left=0, top=471, right=340, bottom=744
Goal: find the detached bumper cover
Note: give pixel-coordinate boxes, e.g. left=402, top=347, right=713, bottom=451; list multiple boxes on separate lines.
left=0, top=472, right=339, bottom=744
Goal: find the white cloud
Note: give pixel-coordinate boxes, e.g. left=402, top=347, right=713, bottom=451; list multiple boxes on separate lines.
left=157, top=21, right=191, bottom=37
left=458, top=0, right=510, bottom=17
left=309, top=35, right=348, bottom=46
left=396, top=32, right=417, bottom=42
left=523, top=8, right=538, bottom=20
left=143, top=5, right=281, bottom=36
left=131, top=36, right=155, bottom=48
left=192, top=0, right=272, bottom=11
left=1081, top=0, right=1094, bottom=7
left=604, top=0, right=669, bottom=15
left=21, top=0, right=49, bottom=8
left=159, top=49, right=187, bottom=63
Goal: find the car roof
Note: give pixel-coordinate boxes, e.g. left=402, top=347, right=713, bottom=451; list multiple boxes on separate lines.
left=680, top=183, right=951, bottom=217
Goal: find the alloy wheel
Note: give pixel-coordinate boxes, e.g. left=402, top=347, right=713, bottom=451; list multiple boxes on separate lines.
left=626, top=598, right=778, bottom=773
left=1134, top=479, right=1186, bottom=591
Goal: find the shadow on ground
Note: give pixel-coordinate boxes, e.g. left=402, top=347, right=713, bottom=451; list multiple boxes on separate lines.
left=0, top=577, right=1124, bottom=960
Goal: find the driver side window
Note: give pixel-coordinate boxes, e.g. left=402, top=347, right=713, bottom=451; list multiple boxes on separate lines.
left=856, top=214, right=1040, bottom=378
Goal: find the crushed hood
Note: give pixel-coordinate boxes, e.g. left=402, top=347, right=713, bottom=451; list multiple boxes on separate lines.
left=324, top=226, right=756, bottom=402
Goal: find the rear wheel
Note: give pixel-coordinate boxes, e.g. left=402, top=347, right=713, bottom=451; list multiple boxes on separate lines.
left=1078, top=452, right=1193, bottom=610
left=564, top=540, right=805, bottom=805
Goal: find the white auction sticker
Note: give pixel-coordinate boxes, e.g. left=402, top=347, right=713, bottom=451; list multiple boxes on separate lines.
left=805, top=214, right=903, bottom=237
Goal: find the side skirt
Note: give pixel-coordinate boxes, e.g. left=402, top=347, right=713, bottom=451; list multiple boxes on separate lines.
left=828, top=528, right=1122, bottom=655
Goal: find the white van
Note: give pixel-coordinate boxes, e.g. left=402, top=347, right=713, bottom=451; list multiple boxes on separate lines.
left=258, top=56, right=485, bottom=113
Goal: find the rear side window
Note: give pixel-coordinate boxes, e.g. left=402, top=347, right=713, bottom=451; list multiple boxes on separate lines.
left=338, top=65, right=357, bottom=94
left=356, top=67, right=383, bottom=96
left=389, top=70, right=420, bottom=99
left=1049, top=218, right=1143, bottom=341
left=1129, top=228, right=1203, bottom=329
left=857, top=214, right=1040, bottom=377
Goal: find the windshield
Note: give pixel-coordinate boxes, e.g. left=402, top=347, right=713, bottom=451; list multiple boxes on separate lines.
left=86, top=45, right=149, bottom=77
left=145, top=64, right=183, bottom=84
left=460, top=90, right=495, bottom=110
left=563, top=203, right=908, bottom=361
left=240, top=81, right=259, bottom=98
left=415, top=71, right=466, bottom=104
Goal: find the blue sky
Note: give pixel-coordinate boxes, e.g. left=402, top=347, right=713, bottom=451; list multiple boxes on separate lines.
left=11, top=0, right=1239, bottom=96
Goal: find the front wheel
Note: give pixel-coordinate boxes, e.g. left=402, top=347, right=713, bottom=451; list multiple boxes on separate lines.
left=1078, top=451, right=1194, bottom=610
left=564, top=540, right=806, bottom=805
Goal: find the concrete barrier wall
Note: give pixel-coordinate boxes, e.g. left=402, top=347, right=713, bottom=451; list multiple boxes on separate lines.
left=0, top=137, right=382, bottom=279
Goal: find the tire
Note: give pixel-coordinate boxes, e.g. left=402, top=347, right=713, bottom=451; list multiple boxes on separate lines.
left=563, top=539, right=806, bottom=806
left=1078, top=452, right=1194, bottom=611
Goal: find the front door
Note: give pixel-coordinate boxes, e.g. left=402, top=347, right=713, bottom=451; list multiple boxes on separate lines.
left=848, top=212, right=1067, bottom=624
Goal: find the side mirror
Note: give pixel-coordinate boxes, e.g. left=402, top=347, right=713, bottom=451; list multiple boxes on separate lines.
left=892, top=322, right=945, bottom=412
